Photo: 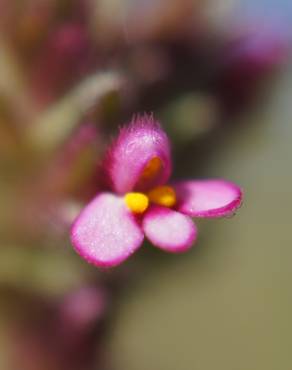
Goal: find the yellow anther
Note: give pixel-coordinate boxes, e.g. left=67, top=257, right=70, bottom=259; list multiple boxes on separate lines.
left=124, top=192, right=149, bottom=214
left=148, top=185, right=176, bottom=208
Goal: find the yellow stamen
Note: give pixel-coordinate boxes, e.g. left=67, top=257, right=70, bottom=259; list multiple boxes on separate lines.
left=124, top=192, right=149, bottom=214
left=147, top=185, right=176, bottom=208
left=140, top=157, right=162, bottom=182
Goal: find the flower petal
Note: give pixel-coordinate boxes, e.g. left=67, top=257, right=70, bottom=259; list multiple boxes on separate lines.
left=104, top=114, right=172, bottom=194
left=142, top=206, right=197, bottom=253
left=174, top=179, right=242, bottom=218
left=70, top=193, right=144, bottom=267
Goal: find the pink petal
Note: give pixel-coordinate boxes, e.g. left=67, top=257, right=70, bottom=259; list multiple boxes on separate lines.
left=104, top=114, right=172, bottom=194
left=70, top=193, right=144, bottom=267
left=174, top=179, right=242, bottom=218
left=142, top=206, right=197, bottom=253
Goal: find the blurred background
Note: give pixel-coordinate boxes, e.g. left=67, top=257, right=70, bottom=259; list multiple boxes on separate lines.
left=0, top=0, right=291, bottom=369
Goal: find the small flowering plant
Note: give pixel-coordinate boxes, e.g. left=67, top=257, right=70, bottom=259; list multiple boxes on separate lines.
left=70, top=115, right=242, bottom=267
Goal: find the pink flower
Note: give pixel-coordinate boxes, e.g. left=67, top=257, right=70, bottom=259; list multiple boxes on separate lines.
left=217, top=24, right=288, bottom=110
left=70, top=115, right=242, bottom=268
left=31, top=22, right=93, bottom=106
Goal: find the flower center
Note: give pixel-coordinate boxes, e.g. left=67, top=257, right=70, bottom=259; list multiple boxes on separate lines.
left=124, top=192, right=149, bottom=214
left=148, top=185, right=176, bottom=207
left=124, top=185, right=176, bottom=214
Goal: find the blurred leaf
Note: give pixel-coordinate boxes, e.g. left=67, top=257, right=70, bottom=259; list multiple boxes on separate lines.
left=28, top=71, right=125, bottom=154
left=0, top=244, right=94, bottom=297
left=161, top=93, right=218, bottom=144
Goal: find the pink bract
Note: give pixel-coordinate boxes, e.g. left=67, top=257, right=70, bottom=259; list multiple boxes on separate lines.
left=174, top=180, right=242, bottom=218
left=104, top=114, right=172, bottom=194
left=143, top=206, right=197, bottom=252
left=70, top=115, right=243, bottom=268
left=71, top=193, right=144, bottom=267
